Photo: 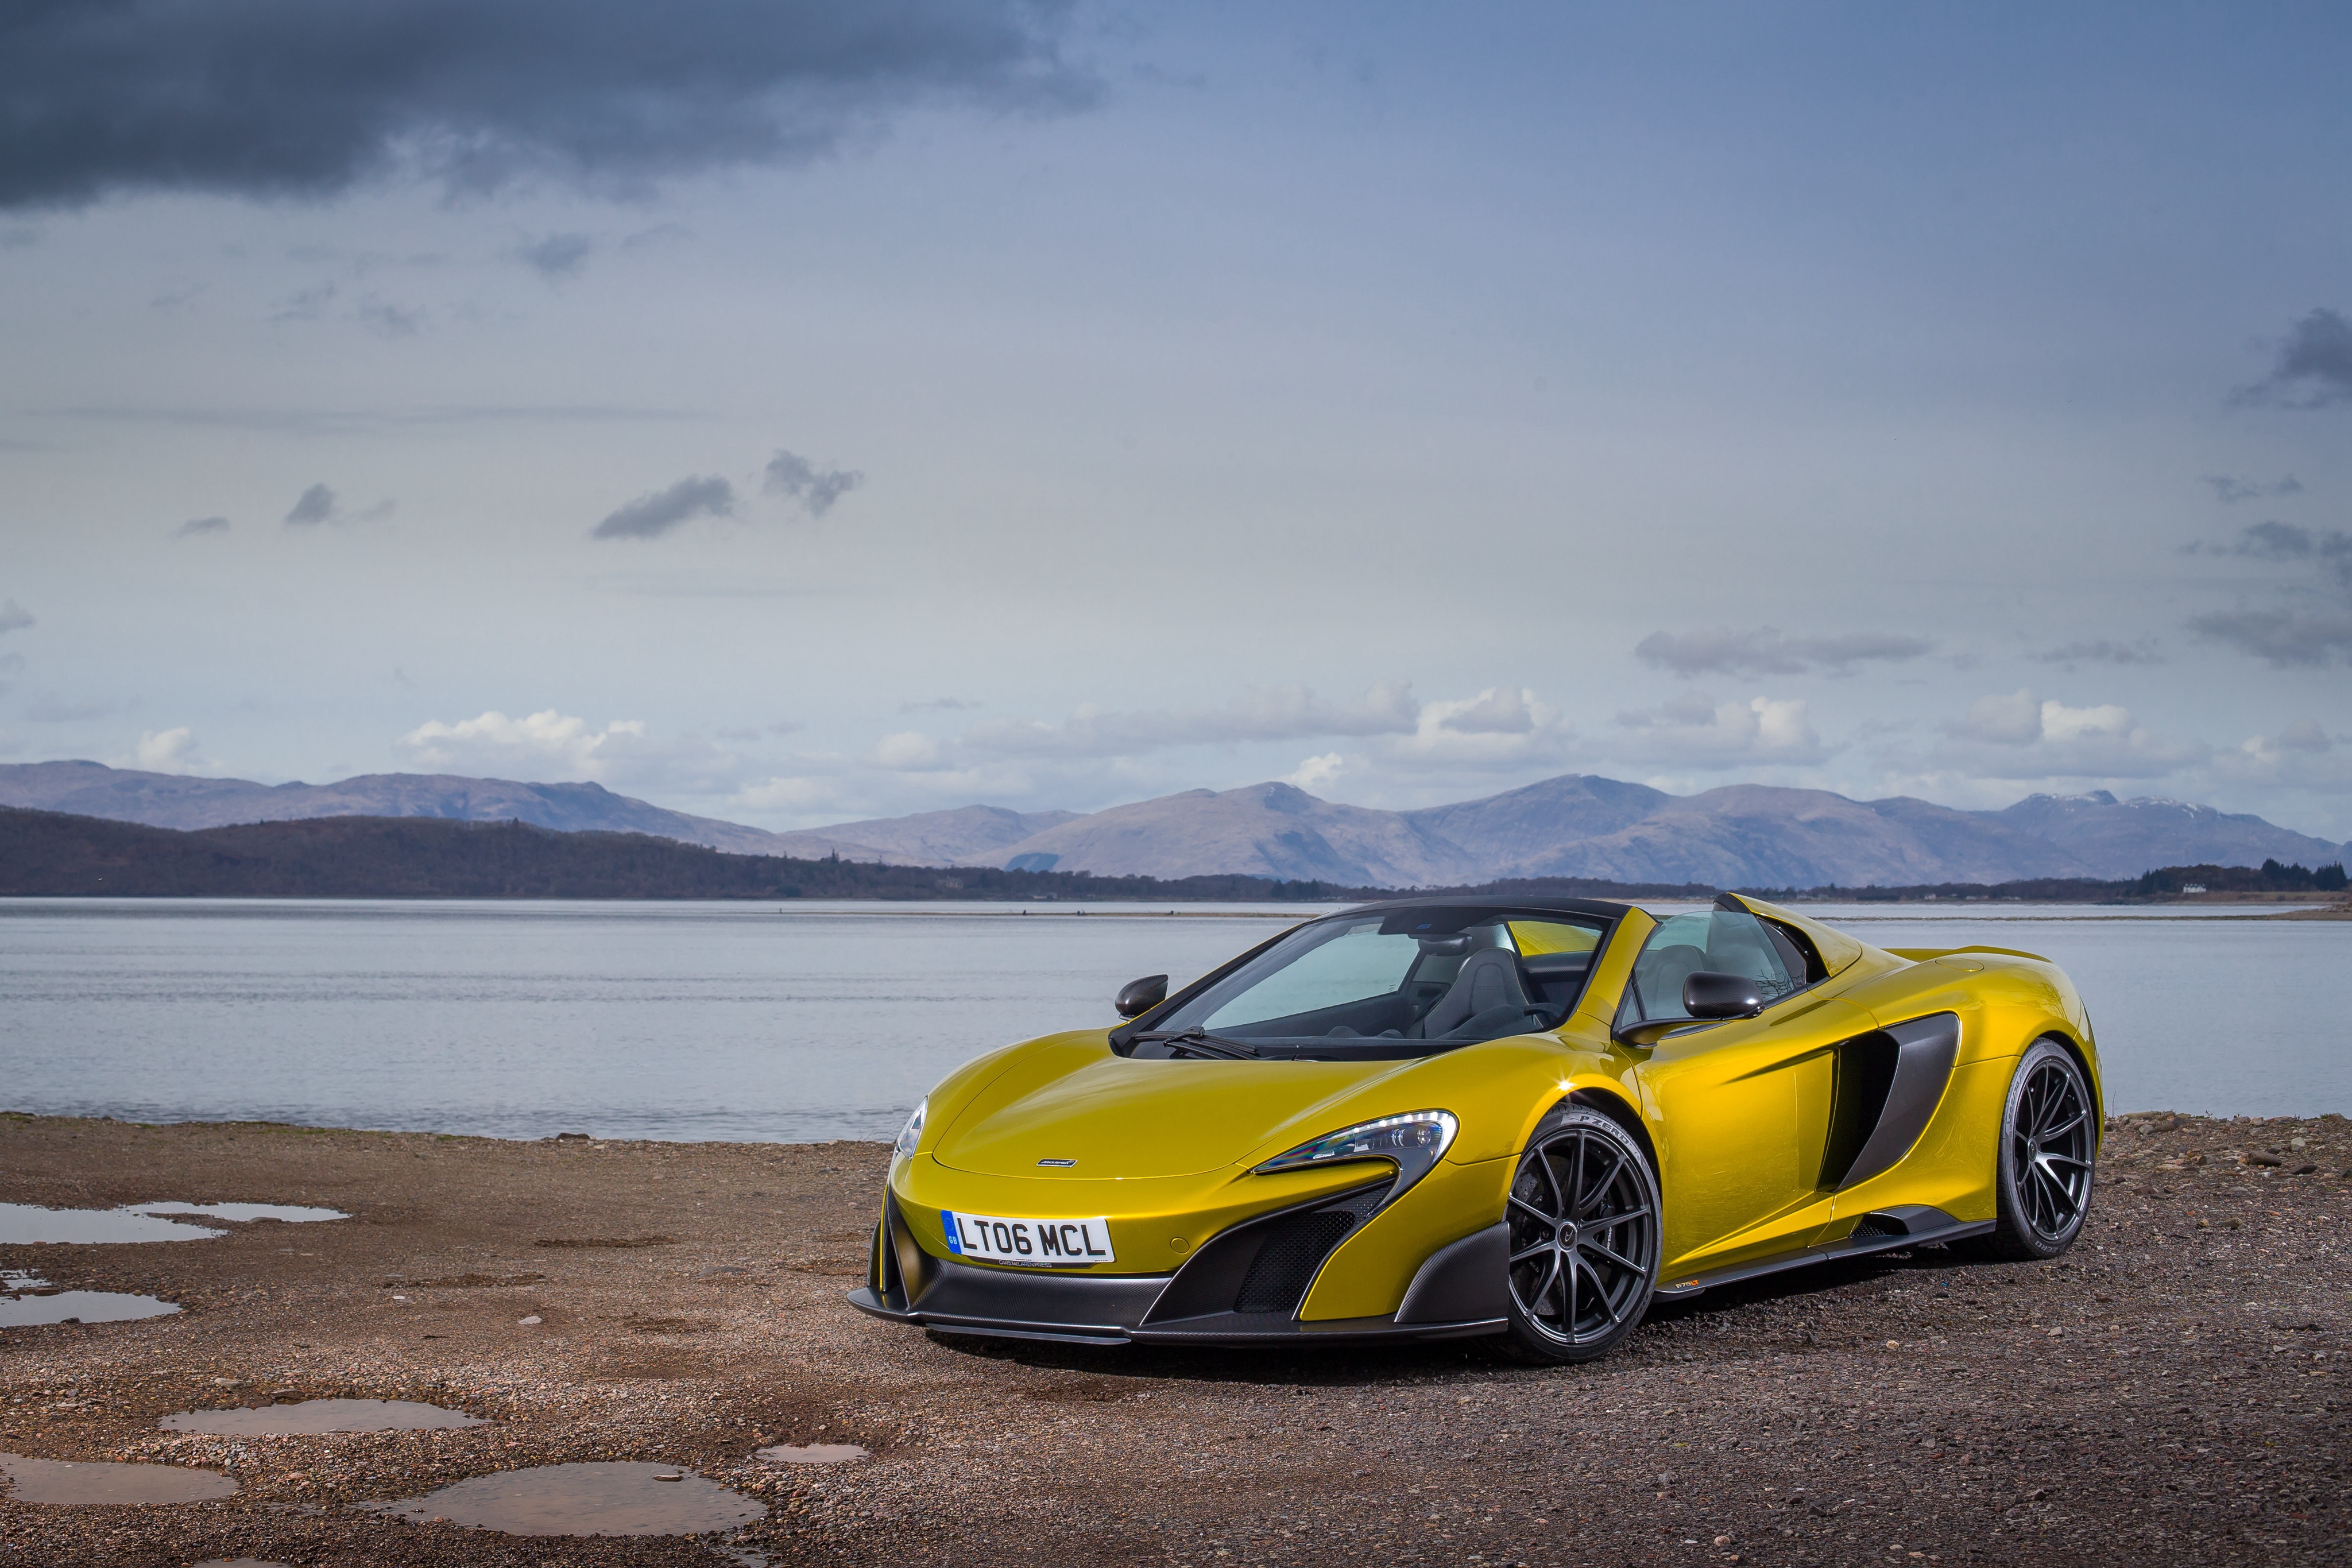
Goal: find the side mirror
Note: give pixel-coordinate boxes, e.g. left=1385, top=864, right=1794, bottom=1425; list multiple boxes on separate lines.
left=1115, top=974, right=1169, bottom=1019
left=1682, top=970, right=1765, bottom=1020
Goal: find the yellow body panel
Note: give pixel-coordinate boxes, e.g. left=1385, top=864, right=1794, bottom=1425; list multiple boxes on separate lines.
left=872, top=897, right=2104, bottom=1330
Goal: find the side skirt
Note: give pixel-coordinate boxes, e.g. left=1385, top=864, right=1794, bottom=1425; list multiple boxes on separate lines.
left=1651, top=1206, right=1994, bottom=1299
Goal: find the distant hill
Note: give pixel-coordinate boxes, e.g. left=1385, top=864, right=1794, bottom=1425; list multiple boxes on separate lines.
left=3, top=760, right=2343, bottom=889
left=0, top=760, right=912, bottom=862
left=767, top=803, right=1082, bottom=865
left=0, top=808, right=1355, bottom=901
left=973, top=776, right=2347, bottom=887
left=5, top=806, right=2336, bottom=907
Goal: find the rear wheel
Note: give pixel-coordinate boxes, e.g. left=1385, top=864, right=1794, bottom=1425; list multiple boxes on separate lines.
left=1963, top=1039, right=2095, bottom=1260
left=1499, top=1106, right=1659, bottom=1364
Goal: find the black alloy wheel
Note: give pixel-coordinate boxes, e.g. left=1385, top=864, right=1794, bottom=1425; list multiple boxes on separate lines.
left=1966, top=1037, right=2096, bottom=1260
left=1499, top=1105, right=1660, bottom=1363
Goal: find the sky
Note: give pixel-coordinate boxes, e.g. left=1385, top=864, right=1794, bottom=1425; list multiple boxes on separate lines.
left=2, top=1, right=2350, bottom=839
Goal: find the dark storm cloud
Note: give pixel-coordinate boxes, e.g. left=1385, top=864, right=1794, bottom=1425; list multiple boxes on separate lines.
left=283, top=483, right=338, bottom=526
left=516, top=233, right=593, bottom=280
left=763, top=449, right=862, bottom=516
left=0, top=0, right=1092, bottom=211
left=2029, top=638, right=2164, bottom=667
left=2200, top=474, right=2303, bottom=504
left=172, top=515, right=229, bottom=537
left=2230, top=307, right=2352, bottom=409
left=2191, top=609, right=2352, bottom=668
left=590, top=475, right=737, bottom=540
left=1634, top=627, right=1932, bottom=676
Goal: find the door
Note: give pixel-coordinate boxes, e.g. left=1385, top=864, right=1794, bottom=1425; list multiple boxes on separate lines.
left=1624, top=908, right=1853, bottom=1275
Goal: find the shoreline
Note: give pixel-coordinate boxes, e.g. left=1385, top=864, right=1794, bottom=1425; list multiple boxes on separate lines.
left=3, top=1111, right=2345, bottom=1564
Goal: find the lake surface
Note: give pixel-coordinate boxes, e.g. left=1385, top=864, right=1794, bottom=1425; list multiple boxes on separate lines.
left=0, top=898, right=2343, bottom=1143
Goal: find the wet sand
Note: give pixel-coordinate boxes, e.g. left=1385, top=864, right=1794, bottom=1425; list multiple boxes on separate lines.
left=2, top=1110, right=2346, bottom=1566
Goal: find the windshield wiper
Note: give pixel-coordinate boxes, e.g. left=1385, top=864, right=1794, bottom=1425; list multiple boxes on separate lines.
left=1132, top=1028, right=1261, bottom=1060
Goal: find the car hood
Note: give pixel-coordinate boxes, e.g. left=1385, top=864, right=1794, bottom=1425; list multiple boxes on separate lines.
left=932, top=1052, right=1403, bottom=1180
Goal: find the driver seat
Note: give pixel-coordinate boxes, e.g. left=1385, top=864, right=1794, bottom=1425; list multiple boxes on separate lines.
left=1409, top=948, right=1533, bottom=1039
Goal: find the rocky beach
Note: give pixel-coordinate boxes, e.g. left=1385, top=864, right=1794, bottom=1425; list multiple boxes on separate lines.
left=2, top=1112, right=2346, bottom=1566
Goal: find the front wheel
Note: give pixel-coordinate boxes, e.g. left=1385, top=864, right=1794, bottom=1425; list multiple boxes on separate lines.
left=1962, top=1039, right=2096, bottom=1261
left=1499, top=1106, right=1661, bottom=1364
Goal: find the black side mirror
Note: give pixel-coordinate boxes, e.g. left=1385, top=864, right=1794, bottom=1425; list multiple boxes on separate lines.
left=1682, top=970, right=1766, bottom=1020
left=1115, top=974, right=1169, bottom=1019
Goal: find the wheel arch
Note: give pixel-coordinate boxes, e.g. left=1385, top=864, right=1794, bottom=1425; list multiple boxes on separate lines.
left=2028, top=1027, right=2104, bottom=1149
left=1564, top=1086, right=1659, bottom=1183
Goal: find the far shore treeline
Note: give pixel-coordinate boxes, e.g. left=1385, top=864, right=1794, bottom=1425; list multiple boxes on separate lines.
left=0, top=806, right=2344, bottom=904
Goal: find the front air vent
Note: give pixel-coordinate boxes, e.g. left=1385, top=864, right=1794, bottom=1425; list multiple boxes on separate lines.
left=1143, top=1179, right=1392, bottom=1326
left=1233, top=1212, right=1356, bottom=1313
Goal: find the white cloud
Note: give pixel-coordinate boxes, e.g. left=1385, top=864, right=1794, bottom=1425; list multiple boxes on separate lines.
left=870, top=730, right=947, bottom=770
left=1612, top=692, right=1828, bottom=767
left=1931, top=690, right=2204, bottom=780
left=1283, top=752, right=1345, bottom=791
left=2218, top=721, right=2352, bottom=793
left=400, top=708, right=647, bottom=779
left=129, top=726, right=210, bottom=773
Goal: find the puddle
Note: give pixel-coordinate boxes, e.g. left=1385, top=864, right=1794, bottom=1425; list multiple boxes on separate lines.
left=161, top=1399, right=486, bottom=1435
left=128, top=1202, right=348, bottom=1225
left=366, top=1462, right=764, bottom=1535
left=0, top=1201, right=347, bottom=1247
left=756, top=1443, right=869, bottom=1465
left=0, top=1203, right=223, bottom=1245
left=0, top=1452, right=238, bottom=1504
left=1, top=1269, right=183, bottom=1328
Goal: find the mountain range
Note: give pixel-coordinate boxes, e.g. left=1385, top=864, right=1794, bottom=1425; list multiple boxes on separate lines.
left=2, top=759, right=2344, bottom=889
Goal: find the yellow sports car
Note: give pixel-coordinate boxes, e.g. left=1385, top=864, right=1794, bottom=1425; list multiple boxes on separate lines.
left=850, top=894, right=2100, bottom=1363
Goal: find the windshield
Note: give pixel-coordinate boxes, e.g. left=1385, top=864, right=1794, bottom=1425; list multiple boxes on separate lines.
left=1133, top=907, right=1608, bottom=1060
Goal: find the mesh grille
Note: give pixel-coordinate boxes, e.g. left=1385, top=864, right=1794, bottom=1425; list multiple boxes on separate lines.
left=1233, top=1212, right=1355, bottom=1314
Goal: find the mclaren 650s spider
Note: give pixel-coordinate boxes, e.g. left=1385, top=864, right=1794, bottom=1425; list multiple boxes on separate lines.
left=849, top=893, right=2102, bottom=1363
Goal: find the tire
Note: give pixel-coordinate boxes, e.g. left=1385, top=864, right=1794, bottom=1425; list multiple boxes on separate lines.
left=1959, top=1039, right=2096, bottom=1261
left=1498, top=1105, right=1661, bottom=1364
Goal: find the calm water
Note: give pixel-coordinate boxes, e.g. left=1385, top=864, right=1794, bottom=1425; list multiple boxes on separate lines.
left=0, top=898, right=2343, bottom=1143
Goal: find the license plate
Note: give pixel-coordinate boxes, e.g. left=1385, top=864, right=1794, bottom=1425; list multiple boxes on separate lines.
left=943, top=1211, right=1116, bottom=1267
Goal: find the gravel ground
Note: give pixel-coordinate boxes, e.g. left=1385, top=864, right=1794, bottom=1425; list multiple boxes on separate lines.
left=2, top=1110, right=2346, bottom=1567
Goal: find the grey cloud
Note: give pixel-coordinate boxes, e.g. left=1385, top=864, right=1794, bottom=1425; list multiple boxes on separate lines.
left=25, top=694, right=126, bottom=723
left=172, top=516, right=230, bottom=538
left=0, top=652, right=21, bottom=691
left=2191, top=609, right=2352, bottom=668
left=0, top=598, right=33, bottom=633
left=2029, top=638, right=2163, bottom=667
left=284, top=484, right=339, bottom=526
left=900, top=697, right=978, bottom=713
left=0, top=1, right=1093, bottom=211
left=591, top=475, right=737, bottom=540
left=42, top=402, right=699, bottom=435
left=2202, top=474, right=2304, bottom=504
left=2191, top=521, right=2352, bottom=588
left=960, top=683, right=1422, bottom=761
left=1634, top=627, right=1933, bottom=676
left=357, top=299, right=425, bottom=337
left=516, top=233, right=594, bottom=280
left=764, top=449, right=863, bottom=517
left=2230, top=307, right=2352, bottom=409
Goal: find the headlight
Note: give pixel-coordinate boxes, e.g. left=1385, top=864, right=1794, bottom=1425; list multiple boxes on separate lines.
left=1252, top=1110, right=1457, bottom=1200
left=893, top=1098, right=926, bottom=1159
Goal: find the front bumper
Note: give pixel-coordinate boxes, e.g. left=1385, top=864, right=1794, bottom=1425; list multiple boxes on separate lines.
left=846, top=1185, right=1508, bottom=1348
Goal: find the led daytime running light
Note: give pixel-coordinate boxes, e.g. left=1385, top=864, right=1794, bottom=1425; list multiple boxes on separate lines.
left=1253, top=1110, right=1458, bottom=1185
